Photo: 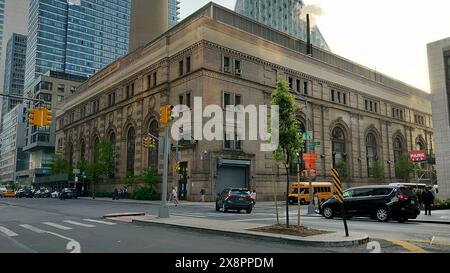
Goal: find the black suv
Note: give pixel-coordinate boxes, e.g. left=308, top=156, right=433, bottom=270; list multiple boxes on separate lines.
left=216, top=188, right=253, bottom=214
left=319, top=185, right=420, bottom=223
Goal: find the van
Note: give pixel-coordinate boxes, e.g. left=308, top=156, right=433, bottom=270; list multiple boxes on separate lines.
left=288, top=182, right=334, bottom=205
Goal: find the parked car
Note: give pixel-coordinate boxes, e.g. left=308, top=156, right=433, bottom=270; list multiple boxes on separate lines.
left=59, top=188, right=78, bottom=199
left=319, top=185, right=420, bottom=223
left=215, top=188, right=253, bottom=214
left=16, top=189, right=34, bottom=198
left=50, top=191, right=59, bottom=198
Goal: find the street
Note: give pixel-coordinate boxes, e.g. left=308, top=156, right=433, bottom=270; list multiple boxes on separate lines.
left=1, top=198, right=449, bottom=253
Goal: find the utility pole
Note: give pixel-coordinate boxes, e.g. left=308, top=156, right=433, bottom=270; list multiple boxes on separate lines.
left=305, top=95, right=315, bottom=215
left=159, top=124, right=170, bottom=218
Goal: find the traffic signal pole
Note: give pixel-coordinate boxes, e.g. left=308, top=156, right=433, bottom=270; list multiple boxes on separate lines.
left=159, top=124, right=170, bottom=218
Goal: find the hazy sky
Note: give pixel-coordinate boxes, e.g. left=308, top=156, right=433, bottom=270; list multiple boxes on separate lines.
left=180, top=0, right=450, bottom=92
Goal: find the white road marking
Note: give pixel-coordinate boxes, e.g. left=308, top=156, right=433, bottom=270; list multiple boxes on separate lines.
left=83, top=219, right=116, bottom=225
left=43, top=222, right=73, bottom=230
left=19, top=224, right=46, bottom=234
left=0, top=226, right=18, bottom=237
left=171, top=213, right=207, bottom=218
left=63, top=220, right=95, bottom=228
left=20, top=224, right=82, bottom=253
left=440, top=216, right=448, bottom=219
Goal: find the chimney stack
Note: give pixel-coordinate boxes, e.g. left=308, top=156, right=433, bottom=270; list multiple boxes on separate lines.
left=129, top=0, right=169, bottom=52
left=306, top=14, right=312, bottom=56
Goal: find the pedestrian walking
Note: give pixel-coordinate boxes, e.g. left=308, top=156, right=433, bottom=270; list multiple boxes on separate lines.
left=422, top=187, right=435, bottom=216
left=200, top=188, right=206, bottom=202
left=172, top=187, right=179, bottom=206
left=124, top=186, right=128, bottom=199
left=113, top=188, right=118, bottom=200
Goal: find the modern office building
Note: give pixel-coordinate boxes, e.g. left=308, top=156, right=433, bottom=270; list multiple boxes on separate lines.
left=0, top=104, right=28, bottom=183
left=2, top=34, right=27, bottom=120
left=428, top=38, right=450, bottom=199
left=24, top=0, right=131, bottom=89
left=235, top=0, right=330, bottom=51
left=18, top=71, right=87, bottom=185
left=0, top=0, right=29, bottom=121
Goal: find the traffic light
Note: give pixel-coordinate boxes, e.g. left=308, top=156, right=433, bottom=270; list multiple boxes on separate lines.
left=28, top=108, right=43, bottom=127
left=173, top=162, right=180, bottom=173
left=143, top=137, right=157, bottom=149
left=43, top=108, right=52, bottom=126
left=160, top=105, right=175, bottom=126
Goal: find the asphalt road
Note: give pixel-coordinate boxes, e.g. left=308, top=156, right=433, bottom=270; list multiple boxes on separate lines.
left=0, top=198, right=448, bottom=253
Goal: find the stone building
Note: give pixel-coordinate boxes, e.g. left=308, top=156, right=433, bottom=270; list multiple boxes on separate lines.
left=55, top=3, right=434, bottom=201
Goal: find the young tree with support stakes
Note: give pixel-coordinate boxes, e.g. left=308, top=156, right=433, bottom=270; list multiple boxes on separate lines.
left=272, top=78, right=303, bottom=228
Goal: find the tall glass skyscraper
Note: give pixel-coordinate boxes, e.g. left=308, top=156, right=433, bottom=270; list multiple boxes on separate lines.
left=235, top=0, right=330, bottom=51
left=24, top=0, right=131, bottom=88
left=2, top=34, right=27, bottom=119
left=0, top=0, right=5, bottom=58
left=168, top=0, right=180, bottom=28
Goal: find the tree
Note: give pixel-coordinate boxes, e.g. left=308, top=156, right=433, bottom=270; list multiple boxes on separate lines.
left=372, top=161, right=385, bottom=182
left=84, top=139, right=117, bottom=199
left=139, top=169, right=161, bottom=194
left=395, top=154, right=414, bottom=182
left=43, top=155, right=70, bottom=175
left=272, top=78, right=303, bottom=228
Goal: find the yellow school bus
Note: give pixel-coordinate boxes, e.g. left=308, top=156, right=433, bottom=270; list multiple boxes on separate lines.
left=288, top=182, right=334, bottom=205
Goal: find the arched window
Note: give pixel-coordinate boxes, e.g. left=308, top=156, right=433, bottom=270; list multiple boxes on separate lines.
left=109, top=132, right=116, bottom=178
left=290, top=120, right=306, bottom=176
left=416, top=138, right=426, bottom=151
left=92, top=136, right=100, bottom=163
left=366, top=132, right=378, bottom=177
left=393, top=136, right=404, bottom=178
left=148, top=120, right=159, bottom=170
left=80, top=139, right=86, bottom=160
left=393, top=137, right=404, bottom=165
left=127, top=127, right=136, bottom=175
left=68, top=144, right=74, bottom=168
left=332, top=127, right=346, bottom=168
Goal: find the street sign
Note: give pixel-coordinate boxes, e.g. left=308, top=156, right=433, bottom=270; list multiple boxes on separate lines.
left=409, top=150, right=426, bottom=162
left=331, top=168, right=349, bottom=237
left=73, top=169, right=80, bottom=175
left=313, top=141, right=321, bottom=146
left=303, top=153, right=317, bottom=161
left=302, top=131, right=313, bottom=141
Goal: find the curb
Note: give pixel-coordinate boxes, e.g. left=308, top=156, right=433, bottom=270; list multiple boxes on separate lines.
left=409, top=219, right=450, bottom=225
left=131, top=218, right=369, bottom=247
left=103, top=212, right=146, bottom=218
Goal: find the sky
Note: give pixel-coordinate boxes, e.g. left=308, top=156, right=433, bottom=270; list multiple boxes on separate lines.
left=180, top=0, right=450, bottom=92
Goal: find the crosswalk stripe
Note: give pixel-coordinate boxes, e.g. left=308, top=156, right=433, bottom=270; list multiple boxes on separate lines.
left=43, top=222, right=73, bottom=230
left=83, top=219, right=116, bottom=225
left=20, top=224, right=46, bottom=234
left=63, top=220, right=95, bottom=228
left=0, top=226, right=18, bottom=237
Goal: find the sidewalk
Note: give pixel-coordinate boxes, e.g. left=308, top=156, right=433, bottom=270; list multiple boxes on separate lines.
left=411, top=210, right=450, bottom=224
left=104, top=213, right=369, bottom=247
left=78, top=197, right=212, bottom=206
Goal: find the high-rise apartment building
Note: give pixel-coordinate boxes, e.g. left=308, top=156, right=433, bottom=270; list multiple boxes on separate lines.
left=129, top=0, right=180, bottom=51
left=235, top=0, right=330, bottom=51
left=24, top=0, right=131, bottom=89
left=0, top=0, right=29, bottom=122
left=2, top=34, right=27, bottom=119
left=168, top=0, right=180, bottom=28
left=0, top=104, right=28, bottom=183
left=428, top=38, right=450, bottom=199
